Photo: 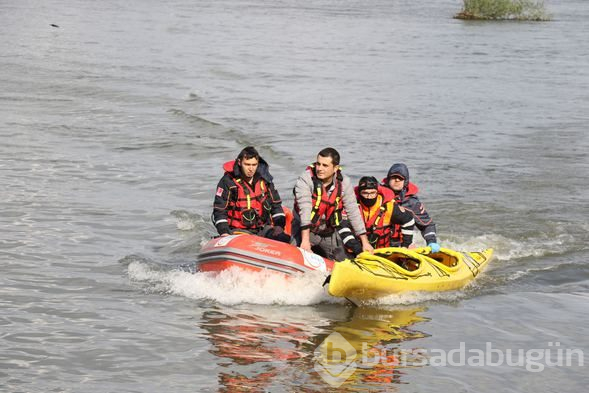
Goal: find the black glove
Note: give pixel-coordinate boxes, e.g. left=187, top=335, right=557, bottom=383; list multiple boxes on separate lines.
left=216, top=222, right=232, bottom=236
left=346, top=239, right=363, bottom=256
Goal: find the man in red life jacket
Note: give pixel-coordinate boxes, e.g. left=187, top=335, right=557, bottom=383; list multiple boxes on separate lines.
left=355, top=176, right=415, bottom=249
left=212, top=146, right=290, bottom=243
left=382, top=163, right=440, bottom=253
left=293, top=147, right=373, bottom=261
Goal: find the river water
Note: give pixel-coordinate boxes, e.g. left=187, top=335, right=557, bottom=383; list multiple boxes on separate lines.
left=1, top=0, right=588, bottom=392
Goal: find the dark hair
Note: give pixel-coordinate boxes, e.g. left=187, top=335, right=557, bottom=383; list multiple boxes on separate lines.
left=317, top=147, right=340, bottom=166
left=358, top=176, right=379, bottom=191
left=237, top=146, right=260, bottom=161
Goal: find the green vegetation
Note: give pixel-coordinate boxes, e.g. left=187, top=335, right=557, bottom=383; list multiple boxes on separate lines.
left=455, top=0, right=551, bottom=21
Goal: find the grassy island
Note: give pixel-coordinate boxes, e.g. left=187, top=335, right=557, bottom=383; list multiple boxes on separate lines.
left=455, top=0, right=551, bottom=20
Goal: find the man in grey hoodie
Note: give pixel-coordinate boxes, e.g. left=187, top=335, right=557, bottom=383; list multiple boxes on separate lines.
left=293, top=147, right=373, bottom=261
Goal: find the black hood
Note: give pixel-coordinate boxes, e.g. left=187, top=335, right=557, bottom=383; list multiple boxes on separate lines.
left=387, top=163, right=410, bottom=189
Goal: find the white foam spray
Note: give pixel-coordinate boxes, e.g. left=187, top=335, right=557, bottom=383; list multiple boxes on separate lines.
left=128, top=262, right=343, bottom=306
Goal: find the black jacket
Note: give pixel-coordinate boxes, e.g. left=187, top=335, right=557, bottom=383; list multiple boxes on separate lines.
left=212, top=158, right=285, bottom=235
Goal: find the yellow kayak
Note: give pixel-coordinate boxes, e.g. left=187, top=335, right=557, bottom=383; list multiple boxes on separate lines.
left=327, top=247, right=493, bottom=300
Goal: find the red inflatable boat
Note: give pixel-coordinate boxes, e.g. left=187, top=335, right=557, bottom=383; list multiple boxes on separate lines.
left=197, top=234, right=335, bottom=275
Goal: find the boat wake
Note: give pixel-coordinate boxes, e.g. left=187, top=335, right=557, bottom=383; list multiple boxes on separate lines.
left=124, top=258, right=475, bottom=306
left=126, top=261, right=341, bottom=306
left=439, top=231, right=574, bottom=263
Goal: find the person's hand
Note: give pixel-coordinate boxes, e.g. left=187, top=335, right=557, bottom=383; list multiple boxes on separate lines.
left=359, top=236, right=374, bottom=254
left=220, top=233, right=229, bottom=237
left=216, top=222, right=232, bottom=237
left=428, top=242, right=441, bottom=253
left=408, top=244, right=416, bottom=249
left=300, top=238, right=312, bottom=252
left=362, top=243, right=374, bottom=253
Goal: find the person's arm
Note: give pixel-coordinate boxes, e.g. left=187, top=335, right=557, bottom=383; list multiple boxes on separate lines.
left=391, top=203, right=415, bottom=247
left=212, top=177, right=233, bottom=236
left=293, top=172, right=314, bottom=229
left=340, top=176, right=372, bottom=252
left=406, top=197, right=437, bottom=245
left=293, top=171, right=315, bottom=251
left=421, top=222, right=437, bottom=245
left=266, top=182, right=286, bottom=228
left=357, top=233, right=373, bottom=252
left=340, top=177, right=366, bottom=235
left=422, top=219, right=439, bottom=252
left=300, top=228, right=312, bottom=251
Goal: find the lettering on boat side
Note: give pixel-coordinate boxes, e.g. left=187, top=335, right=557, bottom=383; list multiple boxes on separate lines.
left=250, top=241, right=282, bottom=256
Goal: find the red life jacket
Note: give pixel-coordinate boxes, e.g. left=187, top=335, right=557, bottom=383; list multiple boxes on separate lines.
left=223, top=161, right=269, bottom=230
left=357, top=186, right=395, bottom=248
left=306, top=166, right=344, bottom=230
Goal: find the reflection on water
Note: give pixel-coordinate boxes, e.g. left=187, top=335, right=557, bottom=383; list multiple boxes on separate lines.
left=313, top=307, right=430, bottom=391
left=201, top=306, right=324, bottom=392
left=199, top=305, right=429, bottom=392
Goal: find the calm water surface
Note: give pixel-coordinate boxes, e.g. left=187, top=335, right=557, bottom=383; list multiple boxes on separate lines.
left=1, top=0, right=588, bottom=392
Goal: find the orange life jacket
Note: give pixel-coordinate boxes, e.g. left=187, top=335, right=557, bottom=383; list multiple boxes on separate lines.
left=358, top=186, right=395, bottom=248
